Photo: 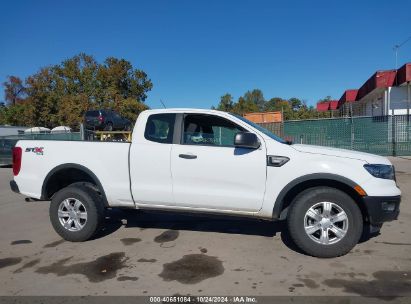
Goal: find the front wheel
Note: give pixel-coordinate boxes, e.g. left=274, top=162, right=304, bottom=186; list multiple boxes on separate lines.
left=287, top=187, right=363, bottom=258
left=49, top=185, right=105, bottom=242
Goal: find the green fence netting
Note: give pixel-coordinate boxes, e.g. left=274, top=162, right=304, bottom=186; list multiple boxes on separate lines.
left=259, top=115, right=411, bottom=156
left=2, top=115, right=411, bottom=165
left=0, top=133, right=81, bottom=165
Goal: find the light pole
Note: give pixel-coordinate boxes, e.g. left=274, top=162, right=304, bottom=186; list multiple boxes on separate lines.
left=394, top=44, right=399, bottom=70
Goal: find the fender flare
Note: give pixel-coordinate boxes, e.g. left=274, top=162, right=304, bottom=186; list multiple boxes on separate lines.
left=41, top=163, right=108, bottom=206
left=272, top=173, right=360, bottom=219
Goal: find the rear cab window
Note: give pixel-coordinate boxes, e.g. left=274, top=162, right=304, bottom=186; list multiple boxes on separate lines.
left=144, top=114, right=176, bottom=144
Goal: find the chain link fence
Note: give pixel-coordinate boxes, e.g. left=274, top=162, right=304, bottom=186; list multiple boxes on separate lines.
left=258, top=115, right=411, bottom=156
left=2, top=115, right=411, bottom=165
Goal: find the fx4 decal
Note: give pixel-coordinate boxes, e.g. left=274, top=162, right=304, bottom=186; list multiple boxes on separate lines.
left=25, top=147, right=44, bottom=155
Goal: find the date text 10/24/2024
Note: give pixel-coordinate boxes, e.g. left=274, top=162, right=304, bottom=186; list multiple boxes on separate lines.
left=149, top=296, right=257, bottom=303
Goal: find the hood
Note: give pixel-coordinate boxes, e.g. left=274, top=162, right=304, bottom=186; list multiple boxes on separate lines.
left=291, top=144, right=391, bottom=165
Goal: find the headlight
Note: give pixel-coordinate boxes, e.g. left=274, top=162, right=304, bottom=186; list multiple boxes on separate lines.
left=363, top=164, right=395, bottom=180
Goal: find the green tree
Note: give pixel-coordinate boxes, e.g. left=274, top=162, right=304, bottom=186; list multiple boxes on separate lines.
left=232, top=96, right=259, bottom=115
left=2, top=101, right=36, bottom=126
left=211, top=90, right=335, bottom=120
left=216, top=93, right=234, bottom=112
left=243, top=89, right=265, bottom=111
left=25, top=66, right=61, bottom=127
left=264, top=97, right=288, bottom=111
left=289, top=97, right=303, bottom=111
left=318, top=95, right=332, bottom=103
left=114, top=98, right=149, bottom=122
left=0, top=103, right=6, bottom=124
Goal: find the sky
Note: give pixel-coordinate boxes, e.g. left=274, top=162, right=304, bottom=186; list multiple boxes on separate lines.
left=0, top=0, right=410, bottom=109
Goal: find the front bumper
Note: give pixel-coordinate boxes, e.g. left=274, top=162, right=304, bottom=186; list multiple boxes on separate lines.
left=10, top=180, right=20, bottom=193
left=363, top=195, right=401, bottom=225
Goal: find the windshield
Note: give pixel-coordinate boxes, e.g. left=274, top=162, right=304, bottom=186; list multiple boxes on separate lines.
left=229, top=113, right=287, bottom=144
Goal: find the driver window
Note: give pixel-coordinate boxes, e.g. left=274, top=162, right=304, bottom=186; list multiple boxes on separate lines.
left=183, top=114, right=244, bottom=147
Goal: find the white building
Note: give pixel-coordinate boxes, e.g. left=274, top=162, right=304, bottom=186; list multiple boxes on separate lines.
left=339, top=63, right=411, bottom=117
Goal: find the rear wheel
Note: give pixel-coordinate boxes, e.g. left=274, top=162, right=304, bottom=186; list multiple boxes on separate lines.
left=286, top=187, right=363, bottom=258
left=49, top=185, right=105, bottom=242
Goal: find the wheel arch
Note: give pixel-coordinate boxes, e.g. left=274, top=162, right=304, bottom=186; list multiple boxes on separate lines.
left=41, top=163, right=108, bottom=207
left=273, top=173, right=368, bottom=221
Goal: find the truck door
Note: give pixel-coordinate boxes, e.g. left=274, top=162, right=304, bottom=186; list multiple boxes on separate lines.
left=170, top=113, right=267, bottom=212
left=129, top=113, right=176, bottom=205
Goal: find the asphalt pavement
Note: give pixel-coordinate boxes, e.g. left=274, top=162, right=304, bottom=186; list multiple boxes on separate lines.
left=0, top=157, right=410, bottom=297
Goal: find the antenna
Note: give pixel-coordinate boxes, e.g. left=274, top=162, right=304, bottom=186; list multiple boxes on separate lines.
left=160, top=99, right=167, bottom=109
left=393, top=35, right=411, bottom=70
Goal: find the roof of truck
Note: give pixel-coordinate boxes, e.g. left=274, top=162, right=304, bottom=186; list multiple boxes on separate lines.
left=143, top=108, right=226, bottom=114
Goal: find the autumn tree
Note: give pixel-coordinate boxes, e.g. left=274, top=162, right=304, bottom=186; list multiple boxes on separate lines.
left=3, top=76, right=26, bottom=105
left=1, top=53, right=152, bottom=128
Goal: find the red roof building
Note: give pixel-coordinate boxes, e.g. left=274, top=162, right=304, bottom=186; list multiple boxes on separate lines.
left=338, top=90, right=358, bottom=107
left=316, top=100, right=339, bottom=112
left=316, top=102, right=330, bottom=112
left=329, top=100, right=339, bottom=110
left=356, top=70, right=397, bottom=101
left=396, top=63, right=411, bottom=85
left=337, top=63, right=411, bottom=117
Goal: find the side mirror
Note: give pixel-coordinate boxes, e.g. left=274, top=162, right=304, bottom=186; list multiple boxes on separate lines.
left=234, top=132, right=260, bottom=149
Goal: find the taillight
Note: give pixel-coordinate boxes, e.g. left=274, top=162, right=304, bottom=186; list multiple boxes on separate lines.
left=98, top=115, right=104, bottom=123
left=12, top=147, right=22, bottom=176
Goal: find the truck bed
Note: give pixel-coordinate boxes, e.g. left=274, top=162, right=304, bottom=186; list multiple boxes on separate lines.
left=14, top=140, right=134, bottom=207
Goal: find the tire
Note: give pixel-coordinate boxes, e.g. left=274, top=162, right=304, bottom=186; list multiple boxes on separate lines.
left=286, top=186, right=363, bottom=258
left=104, top=123, right=113, bottom=131
left=49, top=185, right=105, bottom=242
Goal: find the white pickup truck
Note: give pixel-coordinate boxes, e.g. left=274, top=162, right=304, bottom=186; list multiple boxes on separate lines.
left=10, top=109, right=401, bottom=257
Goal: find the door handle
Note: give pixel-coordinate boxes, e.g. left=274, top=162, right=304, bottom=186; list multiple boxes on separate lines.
left=179, top=153, right=197, bottom=159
